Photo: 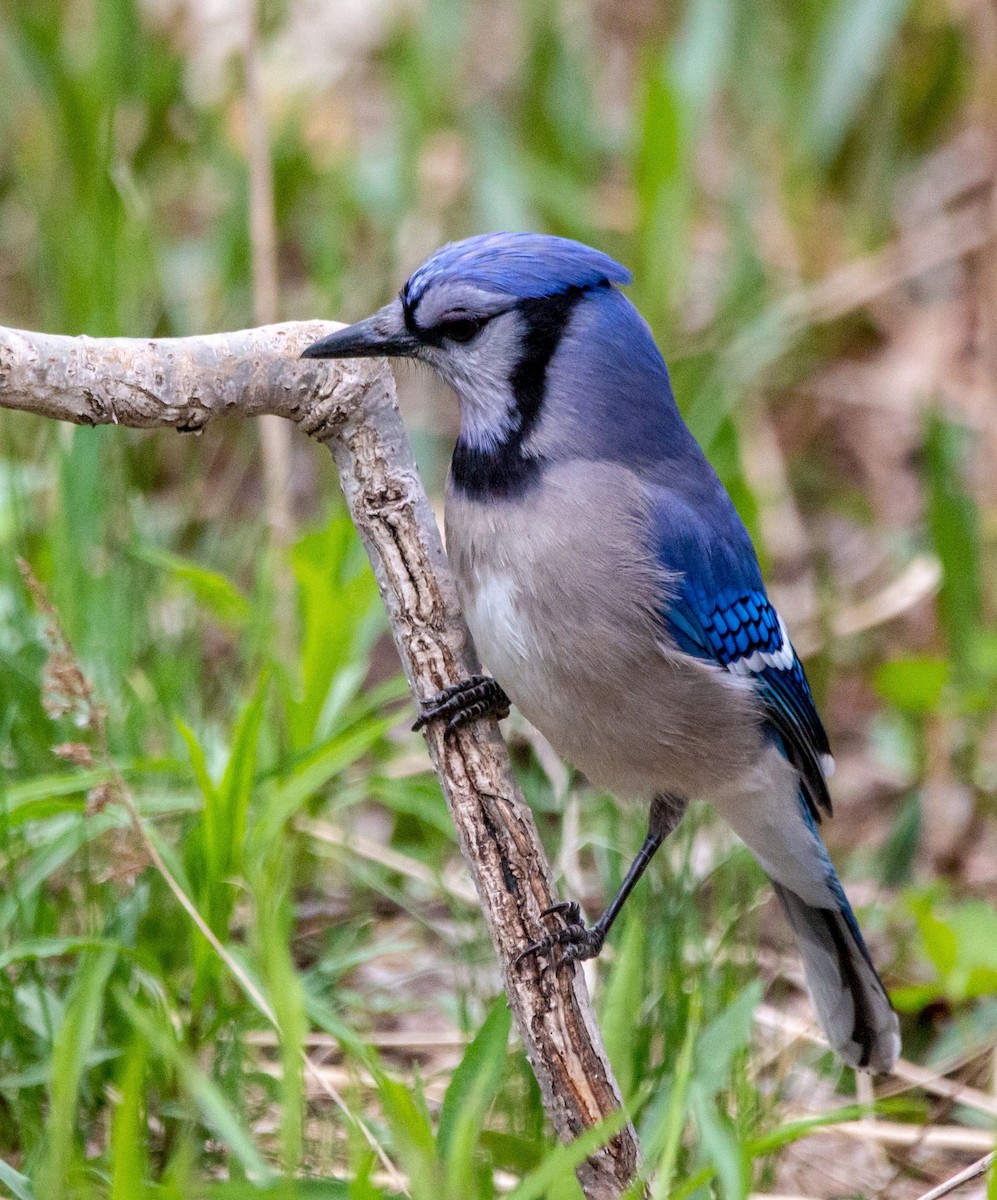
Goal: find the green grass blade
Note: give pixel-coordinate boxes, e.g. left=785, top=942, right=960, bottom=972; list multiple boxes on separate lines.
left=438, top=995, right=512, bottom=1195
left=692, top=981, right=760, bottom=1097
left=110, top=1040, right=148, bottom=1200
left=804, top=0, right=910, bottom=164
left=648, top=984, right=702, bottom=1200
left=216, top=671, right=270, bottom=878
left=375, top=1070, right=440, bottom=1198
left=689, top=1086, right=745, bottom=1200
left=0, top=1155, right=35, bottom=1200
left=505, top=1106, right=631, bottom=1200
left=134, top=546, right=251, bottom=629
left=599, top=915, right=645, bottom=1102
left=116, top=989, right=277, bottom=1184
left=36, top=945, right=117, bottom=1200
left=925, top=412, right=983, bottom=687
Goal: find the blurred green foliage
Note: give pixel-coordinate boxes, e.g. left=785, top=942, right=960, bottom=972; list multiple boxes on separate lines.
left=1, top=0, right=995, bottom=1196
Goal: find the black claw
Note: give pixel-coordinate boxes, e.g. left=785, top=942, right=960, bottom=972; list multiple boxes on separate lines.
left=515, top=902, right=606, bottom=967
left=413, top=675, right=510, bottom=733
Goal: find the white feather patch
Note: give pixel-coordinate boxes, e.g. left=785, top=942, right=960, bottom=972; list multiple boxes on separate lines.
left=727, top=613, right=794, bottom=675
left=467, top=571, right=531, bottom=663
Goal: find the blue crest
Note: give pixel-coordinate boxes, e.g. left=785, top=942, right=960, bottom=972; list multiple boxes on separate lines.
left=402, top=232, right=632, bottom=307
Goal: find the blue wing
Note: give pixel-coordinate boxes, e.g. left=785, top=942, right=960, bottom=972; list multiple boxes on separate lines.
left=646, top=484, right=898, bottom=1071
left=651, top=488, right=833, bottom=822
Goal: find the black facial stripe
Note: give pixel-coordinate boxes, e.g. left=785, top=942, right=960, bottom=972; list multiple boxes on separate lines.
left=450, top=285, right=587, bottom=498
left=510, top=287, right=584, bottom=443
left=401, top=297, right=419, bottom=335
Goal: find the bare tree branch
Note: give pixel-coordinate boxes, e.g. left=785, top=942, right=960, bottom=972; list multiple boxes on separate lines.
left=0, top=321, right=642, bottom=1200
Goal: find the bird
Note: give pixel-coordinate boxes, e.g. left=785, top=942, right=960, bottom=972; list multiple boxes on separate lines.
left=302, top=231, right=900, bottom=1074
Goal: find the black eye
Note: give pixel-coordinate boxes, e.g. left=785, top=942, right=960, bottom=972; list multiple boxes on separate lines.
left=439, top=316, right=484, bottom=343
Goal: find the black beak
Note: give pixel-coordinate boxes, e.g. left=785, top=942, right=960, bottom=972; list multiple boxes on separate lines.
left=300, top=301, right=420, bottom=361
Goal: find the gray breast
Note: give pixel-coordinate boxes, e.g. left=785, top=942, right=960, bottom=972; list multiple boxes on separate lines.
left=444, top=460, right=764, bottom=801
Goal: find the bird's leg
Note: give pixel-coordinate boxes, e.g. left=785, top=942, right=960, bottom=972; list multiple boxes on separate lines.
left=517, top=793, right=688, bottom=966
left=516, top=835, right=662, bottom=965
left=412, top=674, right=511, bottom=733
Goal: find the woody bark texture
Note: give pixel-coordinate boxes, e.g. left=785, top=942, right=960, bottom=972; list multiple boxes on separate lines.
left=0, top=322, right=641, bottom=1200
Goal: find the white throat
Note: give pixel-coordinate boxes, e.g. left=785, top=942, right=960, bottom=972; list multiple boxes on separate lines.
left=426, top=309, right=524, bottom=454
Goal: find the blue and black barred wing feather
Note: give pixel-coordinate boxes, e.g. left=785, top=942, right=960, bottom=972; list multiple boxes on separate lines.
left=666, top=581, right=834, bottom=823
left=649, top=482, right=834, bottom=820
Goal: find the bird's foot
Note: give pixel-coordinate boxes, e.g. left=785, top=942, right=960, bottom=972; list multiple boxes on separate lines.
left=516, top=900, right=605, bottom=967
left=412, top=674, right=511, bottom=733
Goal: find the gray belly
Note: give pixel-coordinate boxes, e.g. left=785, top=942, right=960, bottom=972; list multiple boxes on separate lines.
left=445, top=461, right=764, bottom=801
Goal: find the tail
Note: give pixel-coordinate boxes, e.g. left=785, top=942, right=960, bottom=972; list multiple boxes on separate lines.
left=771, top=880, right=900, bottom=1073
left=715, top=745, right=900, bottom=1072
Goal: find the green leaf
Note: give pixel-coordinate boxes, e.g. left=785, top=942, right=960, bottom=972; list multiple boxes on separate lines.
left=1, top=767, right=121, bottom=823
left=478, top=1130, right=544, bottom=1175
left=117, top=989, right=276, bottom=1184
left=879, top=794, right=922, bottom=888
left=251, top=863, right=307, bottom=1175
left=176, top=720, right=219, bottom=810
left=272, top=716, right=396, bottom=821
left=693, top=982, right=762, bottom=1097
left=648, top=986, right=702, bottom=1200
left=874, top=655, right=949, bottom=715
left=909, top=894, right=997, bottom=1002
left=217, top=672, right=269, bottom=861
left=438, top=996, right=512, bottom=1194
left=135, top=546, right=251, bottom=629
left=368, top=776, right=455, bottom=839
left=374, top=1070, right=440, bottom=1198
left=0, top=1049, right=120, bottom=1093
left=946, top=902, right=997, bottom=1001
left=925, top=413, right=983, bottom=685
left=0, top=812, right=123, bottom=933
left=599, top=915, right=645, bottom=1101
left=190, top=1184, right=351, bottom=1199
left=804, top=0, right=911, bottom=163
left=671, top=1102, right=916, bottom=1199
left=670, top=0, right=733, bottom=121
left=110, top=1040, right=148, bottom=1200
left=36, top=946, right=117, bottom=1198
left=890, top=982, right=948, bottom=1013
left=912, top=896, right=959, bottom=982
left=0, top=936, right=121, bottom=972
left=0, top=1155, right=35, bottom=1200
left=505, top=1106, right=631, bottom=1200
left=288, top=514, right=381, bottom=750
left=690, top=1087, right=746, bottom=1200
left=303, top=993, right=375, bottom=1068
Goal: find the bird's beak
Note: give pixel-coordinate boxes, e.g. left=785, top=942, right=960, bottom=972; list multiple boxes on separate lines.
left=300, top=300, right=420, bottom=361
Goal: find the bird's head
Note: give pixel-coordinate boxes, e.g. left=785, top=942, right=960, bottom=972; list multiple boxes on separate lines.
left=304, top=231, right=691, bottom=494
left=302, top=233, right=639, bottom=492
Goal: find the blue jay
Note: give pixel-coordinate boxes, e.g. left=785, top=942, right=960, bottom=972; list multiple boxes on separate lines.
left=302, top=232, right=900, bottom=1073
